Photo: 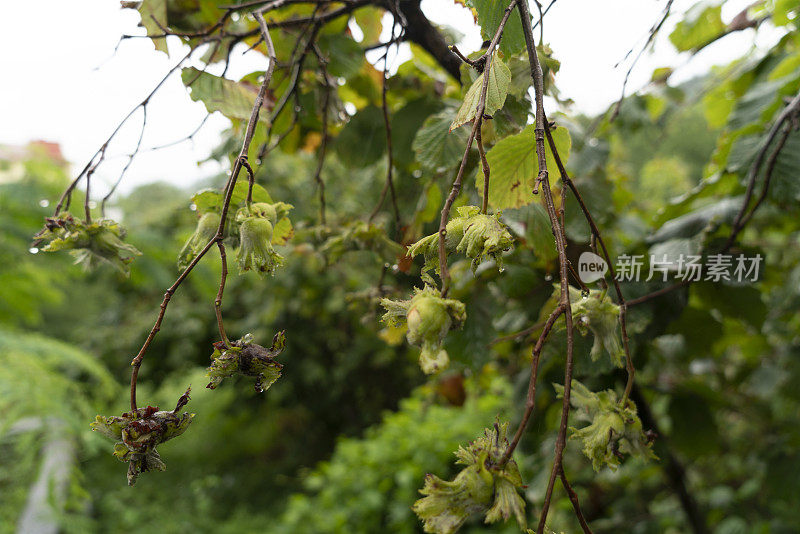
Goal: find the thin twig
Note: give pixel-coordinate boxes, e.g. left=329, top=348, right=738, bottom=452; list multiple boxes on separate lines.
left=369, top=9, right=402, bottom=230
left=477, top=124, right=490, bottom=214
left=215, top=241, right=232, bottom=348
left=54, top=44, right=202, bottom=218
left=242, top=157, right=256, bottom=209
left=489, top=320, right=546, bottom=346
left=609, top=0, right=673, bottom=122
left=312, top=45, right=332, bottom=226
left=560, top=468, right=593, bottom=534
left=438, top=0, right=518, bottom=296
left=500, top=303, right=564, bottom=464
left=723, top=91, right=800, bottom=251
left=102, top=107, right=148, bottom=217
left=144, top=113, right=210, bottom=153
left=627, top=280, right=690, bottom=307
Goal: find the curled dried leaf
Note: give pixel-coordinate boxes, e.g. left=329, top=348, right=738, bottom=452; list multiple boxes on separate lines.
left=207, top=332, right=285, bottom=393
left=90, top=390, right=194, bottom=486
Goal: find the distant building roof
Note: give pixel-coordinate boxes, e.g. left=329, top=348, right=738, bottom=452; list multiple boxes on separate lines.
left=0, top=140, right=66, bottom=165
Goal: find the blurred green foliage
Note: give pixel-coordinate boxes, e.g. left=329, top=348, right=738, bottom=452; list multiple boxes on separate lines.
left=3, top=0, right=800, bottom=532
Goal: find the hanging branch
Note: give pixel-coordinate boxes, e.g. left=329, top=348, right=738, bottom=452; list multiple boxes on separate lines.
left=437, top=0, right=518, bottom=297
left=500, top=303, right=565, bottom=464
left=541, top=122, right=635, bottom=402
left=129, top=14, right=277, bottom=411
left=311, top=44, right=332, bottom=226
left=514, top=2, right=576, bottom=532
left=369, top=8, right=402, bottom=230
left=256, top=10, right=323, bottom=163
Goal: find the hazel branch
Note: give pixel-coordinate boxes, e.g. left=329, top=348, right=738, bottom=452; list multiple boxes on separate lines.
left=514, top=2, right=576, bottom=531
left=129, top=14, right=277, bottom=411
left=437, top=0, right=518, bottom=297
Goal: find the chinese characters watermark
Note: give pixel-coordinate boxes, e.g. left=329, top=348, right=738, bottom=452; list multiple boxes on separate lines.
left=577, top=253, right=763, bottom=284
left=614, top=253, right=762, bottom=283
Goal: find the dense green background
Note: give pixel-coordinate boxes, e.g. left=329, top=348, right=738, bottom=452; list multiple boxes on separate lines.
left=2, top=1, right=800, bottom=533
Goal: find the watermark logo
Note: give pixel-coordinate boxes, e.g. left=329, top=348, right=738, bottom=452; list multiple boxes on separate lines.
left=578, top=251, right=608, bottom=284
left=613, top=253, right=762, bottom=283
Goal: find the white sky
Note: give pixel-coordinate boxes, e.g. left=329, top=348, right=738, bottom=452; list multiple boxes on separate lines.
left=0, top=0, right=777, bottom=196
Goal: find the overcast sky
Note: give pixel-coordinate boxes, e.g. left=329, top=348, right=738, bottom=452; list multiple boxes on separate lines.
left=0, top=0, right=777, bottom=197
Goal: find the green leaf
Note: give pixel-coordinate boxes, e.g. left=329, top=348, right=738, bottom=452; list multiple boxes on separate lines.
left=477, top=124, right=571, bottom=210
left=647, top=196, right=742, bottom=243
left=526, top=203, right=558, bottom=262
left=666, top=307, right=723, bottom=355
left=668, top=2, right=726, bottom=52
left=773, top=0, right=799, bottom=25
left=136, top=0, right=168, bottom=54
left=726, top=76, right=792, bottom=133
left=191, top=181, right=273, bottom=214
left=693, top=282, right=767, bottom=329
left=353, top=7, right=383, bottom=43
left=450, top=55, right=511, bottom=131
left=271, top=216, right=294, bottom=246
left=334, top=106, right=387, bottom=168
left=467, top=0, right=526, bottom=56
left=182, top=68, right=258, bottom=121
left=703, top=81, right=737, bottom=128
left=729, top=129, right=800, bottom=203
left=413, top=110, right=470, bottom=171
left=391, top=98, right=441, bottom=168
left=318, top=34, right=364, bottom=79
